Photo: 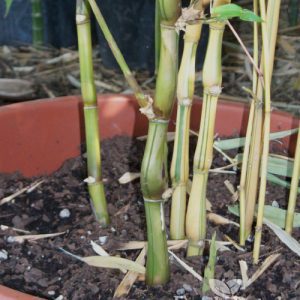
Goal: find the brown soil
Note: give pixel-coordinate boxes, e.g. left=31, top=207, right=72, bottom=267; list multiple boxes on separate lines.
left=0, top=136, right=299, bottom=300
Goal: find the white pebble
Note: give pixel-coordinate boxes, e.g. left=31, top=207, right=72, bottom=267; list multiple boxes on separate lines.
left=87, top=231, right=92, bottom=235
left=110, top=227, right=116, bottom=233
left=59, top=208, right=71, bottom=219
left=55, top=296, right=64, bottom=300
left=48, top=291, right=55, bottom=296
left=7, top=236, right=15, bottom=243
left=99, top=236, right=108, bottom=245
left=272, top=200, right=279, bottom=208
left=0, top=249, right=8, bottom=260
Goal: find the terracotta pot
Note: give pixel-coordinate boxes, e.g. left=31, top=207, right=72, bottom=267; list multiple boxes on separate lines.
left=0, top=94, right=298, bottom=298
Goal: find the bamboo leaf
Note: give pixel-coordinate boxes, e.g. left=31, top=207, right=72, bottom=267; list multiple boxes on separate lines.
left=267, top=173, right=300, bottom=193
left=212, top=4, right=262, bottom=22
left=228, top=204, right=300, bottom=228
left=82, top=256, right=146, bottom=274
left=214, top=128, right=298, bottom=150
left=4, top=0, right=13, bottom=17
left=208, top=212, right=239, bottom=227
left=203, top=232, right=217, bottom=293
left=9, top=232, right=65, bottom=244
left=263, top=219, right=300, bottom=257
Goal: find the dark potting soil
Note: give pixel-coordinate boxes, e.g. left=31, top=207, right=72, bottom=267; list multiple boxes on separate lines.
left=0, top=136, right=299, bottom=300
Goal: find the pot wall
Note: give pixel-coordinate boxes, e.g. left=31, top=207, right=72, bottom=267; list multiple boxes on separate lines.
left=0, top=94, right=298, bottom=177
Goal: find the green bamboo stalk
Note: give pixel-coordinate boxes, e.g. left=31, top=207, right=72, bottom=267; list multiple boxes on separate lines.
left=285, top=127, right=300, bottom=234
left=242, top=0, right=281, bottom=242
left=239, top=0, right=259, bottom=246
left=31, top=0, right=44, bottom=46
left=155, top=0, right=161, bottom=74
left=76, top=0, right=109, bottom=226
left=253, top=0, right=281, bottom=263
left=170, top=18, right=203, bottom=240
left=141, top=8, right=179, bottom=282
left=87, top=0, right=148, bottom=110
left=186, top=0, right=230, bottom=256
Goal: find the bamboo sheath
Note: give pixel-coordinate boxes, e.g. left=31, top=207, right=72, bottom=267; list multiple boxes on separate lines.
left=31, top=0, right=44, bottom=46
left=285, top=127, right=300, bottom=234
left=76, top=0, right=109, bottom=225
left=186, top=2, right=228, bottom=255
left=170, top=21, right=203, bottom=240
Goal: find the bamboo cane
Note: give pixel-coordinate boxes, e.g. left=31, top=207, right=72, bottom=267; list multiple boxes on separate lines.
left=31, top=0, right=44, bottom=46
left=76, top=0, right=109, bottom=226
left=186, top=0, right=230, bottom=256
left=170, top=5, right=203, bottom=240
left=141, top=0, right=180, bottom=283
left=253, top=0, right=281, bottom=263
left=241, top=0, right=281, bottom=243
left=285, top=127, right=300, bottom=234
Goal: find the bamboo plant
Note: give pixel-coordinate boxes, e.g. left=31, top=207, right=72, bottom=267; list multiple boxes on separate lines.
left=170, top=1, right=203, bottom=240
left=185, top=0, right=230, bottom=256
left=88, top=0, right=180, bottom=285
left=76, top=0, right=109, bottom=226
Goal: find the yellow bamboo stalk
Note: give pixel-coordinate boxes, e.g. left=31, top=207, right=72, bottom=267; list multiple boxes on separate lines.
left=253, top=0, right=281, bottom=263
left=285, top=127, right=300, bottom=234
left=170, top=19, right=203, bottom=240
left=186, top=0, right=230, bottom=256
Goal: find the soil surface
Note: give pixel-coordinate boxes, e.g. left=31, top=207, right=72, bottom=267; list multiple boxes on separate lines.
left=0, top=136, right=299, bottom=300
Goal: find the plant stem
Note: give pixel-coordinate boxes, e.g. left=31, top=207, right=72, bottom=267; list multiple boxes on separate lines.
left=31, top=0, right=44, bottom=46
left=76, top=0, right=109, bottom=226
left=186, top=0, right=229, bottom=256
left=155, top=0, right=161, bottom=74
left=242, top=0, right=281, bottom=242
left=141, top=0, right=180, bottom=284
left=170, top=19, right=203, bottom=240
left=87, top=0, right=148, bottom=109
left=253, top=0, right=281, bottom=263
left=285, top=127, right=300, bottom=234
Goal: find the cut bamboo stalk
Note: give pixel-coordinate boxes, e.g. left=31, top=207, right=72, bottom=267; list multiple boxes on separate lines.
left=170, top=9, right=203, bottom=240
left=76, top=0, right=109, bottom=225
left=186, top=0, right=230, bottom=256
left=285, top=127, right=300, bottom=234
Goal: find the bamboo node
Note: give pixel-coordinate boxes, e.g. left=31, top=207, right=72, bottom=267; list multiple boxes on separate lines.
left=204, top=86, right=222, bottom=97
left=139, top=95, right=155, bottom=119
left=189, top=239, right=205, bottom=248
left=175, top=6, right=202, bottom=33
left=179, top=98, right=193, bottom=107
left=84, top=105, right=98, bottom=110
left=150, top=119, right=169, bottom=124
left=193, top=167, right=208, bottom=175
left=143, top=198, right=167, bottom=204
left=255, top=226, right=263, bottom=233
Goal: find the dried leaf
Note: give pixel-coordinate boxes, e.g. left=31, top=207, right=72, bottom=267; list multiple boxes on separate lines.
left=0, top=180, right=44, bottom=206
left=239, top=260, right=249, bottom=289
left=209, top=279, right=232, bottom=299
left=118, top=172, right=140, bottom=184
left=208, top=212, right=239, bottom=227
left=168, top=250, right=202, bottom=281
left=224, top=180, right=239, bottom=201
left=227, top=279, right=242, bottom=295
left=10, top=231, right=65, bottom=243
left=116, top=240, right=187, bottom=251
left=113, top=247, right=146, bottom=298
left=242, top=253, right=280, bottom=289
left=224, top=235, right=245, bottom=252
left=91, top=240, right=109, bottom=256
left=114, top=203, right=131, bottom=216
left=263, top=219, right=300, bottom=257
left=82, top=256, right=145, bottom=274
left=0, top=225, right=30, bottom=234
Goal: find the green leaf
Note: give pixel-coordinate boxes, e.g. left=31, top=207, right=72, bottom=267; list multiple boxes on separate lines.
left=214, top=128, right=298, bottom=150
left=211, top=3, right=262, bottom=22
left=267, top=173, right=300, bottom=193
left=203, top=232, right=217, bottom=293
left=267, top=156, right=294, bottom=178
left=4, top=0, right=13, bottom=17
left=228, top=204, right=300, bottom=228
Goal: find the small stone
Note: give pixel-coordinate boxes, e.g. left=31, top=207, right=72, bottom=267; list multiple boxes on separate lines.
left=272, top=200, right=279, bottom=208
left=59, top=209, right=71, bottom=219
left=176, top=288, right=185, bottom=296
left=0, top=249, right=8, bottom=260
left=111, top=227, right=116, bottom=233
left=183, top=283, right=193, bottom=292
left=87, top=231, right=92, bottom=235
left=202, top=296, right=213, bottom=300
left=48, top=291, right=55, bottom=296
left=7, top=236, right=15, bottom=243
left=55, top=296, right=64, bottom=300
left=99, top=236, right=108, bottom=245
left=124, top=214, right=129, bottom=221
left=80, top=235, right=85, bottom=240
